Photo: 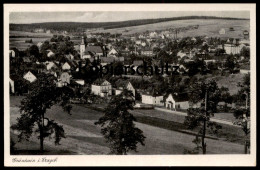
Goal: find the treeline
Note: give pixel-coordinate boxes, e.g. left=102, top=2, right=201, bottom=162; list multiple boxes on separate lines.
left=10, top=16, right=248, bottom=32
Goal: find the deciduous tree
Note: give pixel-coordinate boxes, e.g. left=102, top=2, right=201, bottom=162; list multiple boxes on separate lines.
left=95, top=90, right=145, bottom=154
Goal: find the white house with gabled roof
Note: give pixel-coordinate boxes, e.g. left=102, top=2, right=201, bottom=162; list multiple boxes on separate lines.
left=91, top=79, right=112, bottom=97
left=23, top=71, right=37, bottom=83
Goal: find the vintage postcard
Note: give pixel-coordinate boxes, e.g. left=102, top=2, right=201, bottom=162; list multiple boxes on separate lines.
left=4, top=3, right=256, bottom=166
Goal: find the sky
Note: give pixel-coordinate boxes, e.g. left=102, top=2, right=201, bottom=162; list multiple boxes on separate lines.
left=9, top=11, right=250, bottom=24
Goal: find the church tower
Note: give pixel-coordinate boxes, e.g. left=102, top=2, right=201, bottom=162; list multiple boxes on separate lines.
left=80, top=36, right=85, bottom=59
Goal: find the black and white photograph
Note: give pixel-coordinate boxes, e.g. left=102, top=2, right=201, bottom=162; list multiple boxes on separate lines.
left=4, top=3, right=256, bottom=166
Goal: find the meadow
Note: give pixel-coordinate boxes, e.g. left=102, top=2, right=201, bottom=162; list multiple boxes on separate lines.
left=10, top=96, right=245, bottom=155
left=92, top=19, right=250, bottom=39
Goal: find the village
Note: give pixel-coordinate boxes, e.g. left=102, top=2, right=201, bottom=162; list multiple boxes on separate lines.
left=9, top=23, right=251, bottom=154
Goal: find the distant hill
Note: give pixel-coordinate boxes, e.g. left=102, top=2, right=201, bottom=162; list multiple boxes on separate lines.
left=10, top=16, right=249, bottom=33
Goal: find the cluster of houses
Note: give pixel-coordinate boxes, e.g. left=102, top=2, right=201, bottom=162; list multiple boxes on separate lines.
left=89, top=78, right=199, bottom=110
left=10, top=26, right=250, bottom=111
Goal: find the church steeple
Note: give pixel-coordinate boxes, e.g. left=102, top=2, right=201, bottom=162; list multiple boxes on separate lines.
left=80, top=35, right=86, bottom=59
left=81, top=36, right=85, bottom=45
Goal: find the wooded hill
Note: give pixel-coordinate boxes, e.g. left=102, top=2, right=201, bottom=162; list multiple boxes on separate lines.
left=10, top=16, right=248, bottom=32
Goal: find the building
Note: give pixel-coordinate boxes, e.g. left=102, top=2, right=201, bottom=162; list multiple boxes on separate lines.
left=47, top=50, right=55, bottom=58
left=115, top=81, right=135, bottom=97
left=46, top=62, right=58, bottom=70
left=80, top=36, right=103, bottom=59
left=223, top=44, right=245, bottom=55
left=219, top=28, right=226, bottom=35
left=9, top=50, right=16, bottom=58
left=141, top=47, right=153, bottom=56
left=9, top=78, right=15, bottom=94
left=91, top=79, right=112, bottom=97
left=23, top=71, right=37, bottom=83
left=141, top=92, right=164, bottom=106
left=62, top=62, right=71, bottom=70
left=108, top=48, right=118, bottom=57
left=165, top=93, right=201, bottom=110
left=60, top=72, right=70, bottom=85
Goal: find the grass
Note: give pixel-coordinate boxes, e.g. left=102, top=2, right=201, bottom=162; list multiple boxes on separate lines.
left=10, top=95, right=245, bottom=154
left=207, top=73, right=244, bottom=95
left=91, top=19, right=249, bottom=38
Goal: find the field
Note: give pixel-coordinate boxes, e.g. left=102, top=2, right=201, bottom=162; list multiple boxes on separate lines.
left=91, top=19, right=250, bottom=39
left=10, top=96, right=245, bottom=155
left=9, top=19, right=249, bottom=51
left=9, top=31, right=53, bottom=51
left=209, top=73, right=245, bottom=95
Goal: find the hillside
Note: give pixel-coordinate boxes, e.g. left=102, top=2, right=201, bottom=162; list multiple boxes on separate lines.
left=10, top=16, right=248, bottom=32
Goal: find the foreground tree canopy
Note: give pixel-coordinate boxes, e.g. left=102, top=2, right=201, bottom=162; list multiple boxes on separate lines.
left=12, top=73, right=74, bottom=152
left=95, top=89, right=145, bottom=155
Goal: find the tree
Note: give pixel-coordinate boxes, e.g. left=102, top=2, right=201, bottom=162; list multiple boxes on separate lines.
left=233, top=73, right=250, bottom=154
left=240, top=47, right=250, bottom=59
left=11, top=73, right=73, bottom=152
left=27, top=45, right=40, bottom=58
left=184, top=79, right=222, bottom=154
left=95, top=90, right=145, bottom=154
left=225, top=55, right=238, bottom=73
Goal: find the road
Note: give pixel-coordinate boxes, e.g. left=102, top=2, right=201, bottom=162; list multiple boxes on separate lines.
left=154, top=107, right=238, bottom=126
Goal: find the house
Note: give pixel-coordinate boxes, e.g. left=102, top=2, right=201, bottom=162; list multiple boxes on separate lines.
left=115, top=81, right=135, bottom=97
left=65, top=54, right=74, bottom=60
left=9, top=77, right=15, bottom=94
left=91, top=79, right=112, bottom=97
left=219, top=28, right=226, bottom=35
left=23, top=71, right=37, bottom=83
left=85, top=46, right=103, bottom=57
left=224, top=44, right=244, bottom=55
left=60, top=72, right=70, bottom=85
left=82, top=51, right=92, bottom=59
left=100, top=57, right=115, bottom=65
left=191, top=37, right=197, bottom=42
left=46, top=62, right=58, bottom=70
left=47, top=50, right=55, bottom=58
left=135, top=40, right=142, bottom=45
left=141, top=47, right=153, bottom=56
left=149, top=32, right=158, bottom=38
left=22, top=57, right=31, bottom=63
left=108, top=48, right=118, bottom=57
left=243, top=30, right=249, bottom=39
left=141, top=41, right=147, bottom=47
left=177, top=51, right=188, bottom=59
left=37, top=42, right=43, bottom=49
left=141, top=92, right=164, bottom=106
left=165, top=93, right=201, bottom=110
left=9, top=50, right=16, bottom=58
left=62, top=62, right=72, bottom=70
left=74, top=79, right=85, bottom=86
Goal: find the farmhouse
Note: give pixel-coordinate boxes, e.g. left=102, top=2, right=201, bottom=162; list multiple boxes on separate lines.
left=91, top=79, right=112, bottom=97
left=141, top=91, right=164, bottom=106
left=23, top=71, right=37, bottom=83
left=115, top=81, right=135, bottom=97
left=165, top=93, right=201, bottom=110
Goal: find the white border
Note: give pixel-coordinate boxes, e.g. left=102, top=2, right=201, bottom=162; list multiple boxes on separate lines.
left=4, top=3, right=256, bottom=167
